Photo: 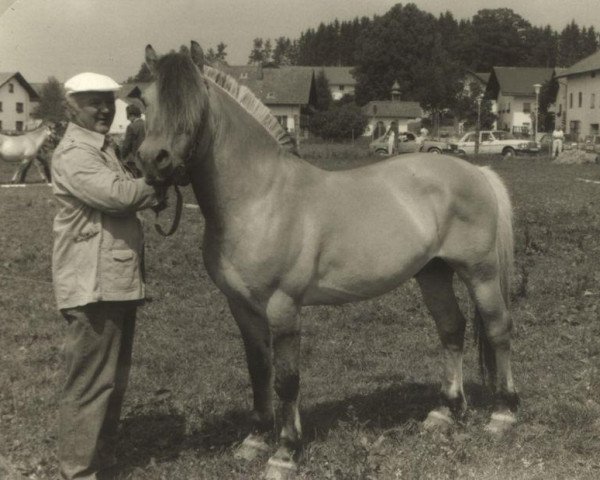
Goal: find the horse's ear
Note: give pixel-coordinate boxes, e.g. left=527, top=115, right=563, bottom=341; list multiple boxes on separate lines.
left=190, top=41, right=204, bottom=72
left=145, top=44, right=158, bottom=73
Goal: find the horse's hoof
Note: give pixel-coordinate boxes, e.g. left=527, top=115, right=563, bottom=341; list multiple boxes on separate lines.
left=234, top=435, right=270, bottom=461
left=484, top=411, right=517, bottom=436
left=422, top=407, right=454, bottom=432
left=264, top=457, right=297, bottom=480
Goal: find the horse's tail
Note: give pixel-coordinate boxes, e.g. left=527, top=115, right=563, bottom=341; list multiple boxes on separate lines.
left=474, top=166, right=514, bottom=385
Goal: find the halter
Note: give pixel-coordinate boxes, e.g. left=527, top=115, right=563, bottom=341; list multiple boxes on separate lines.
left=153, top=184, right=183, bottom=237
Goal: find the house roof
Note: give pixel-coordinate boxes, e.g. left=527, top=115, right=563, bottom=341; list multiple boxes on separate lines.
left=557, top=50, right=600, bottom=77
left=362, top=100, right=422, bottom=118
left=316, top=66, right=356, bottom=86
left=0, top=72, right=40, bottom=100
left=219, top=65, right=316, bottom=105
left=488, top=67, right=554, bottom=96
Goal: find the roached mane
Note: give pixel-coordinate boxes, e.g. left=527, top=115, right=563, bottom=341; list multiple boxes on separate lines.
left=152, top=52, right=298, bottom=154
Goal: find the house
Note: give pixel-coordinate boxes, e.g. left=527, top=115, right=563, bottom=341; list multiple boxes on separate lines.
left=218, top=64, right=317, bottom=135
left=486, top=67, right=554, bottom=135
left=361, top=82, right=423, bottom=136
left=554, top=51, right=600, bottom=139
left=316, top=66, right=356, bottom=101
left=0, top=72, right=40, bottom=132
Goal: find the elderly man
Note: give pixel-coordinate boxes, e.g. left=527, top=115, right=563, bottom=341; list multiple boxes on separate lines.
left=51, top=72, right=164, bottom=479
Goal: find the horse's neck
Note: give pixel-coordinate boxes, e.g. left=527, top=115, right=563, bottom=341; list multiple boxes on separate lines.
left=191, top=88, right=295, bottom=225
left=33, top=129, right=48, bottom=148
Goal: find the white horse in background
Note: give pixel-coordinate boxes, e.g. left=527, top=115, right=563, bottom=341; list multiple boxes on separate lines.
left=0, top=124, right=52, bottom=183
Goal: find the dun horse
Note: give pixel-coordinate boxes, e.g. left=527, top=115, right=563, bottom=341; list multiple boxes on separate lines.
left=137, top=42, right=518, bottom=479
left=0, top=124, right=52, bottom=182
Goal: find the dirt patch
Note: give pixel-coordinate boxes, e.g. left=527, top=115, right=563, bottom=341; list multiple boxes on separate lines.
left=552, top=149, right=599, bottom=164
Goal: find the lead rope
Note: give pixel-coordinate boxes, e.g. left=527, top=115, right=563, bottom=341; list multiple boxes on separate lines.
left=154, top=184, right=183, bottom=236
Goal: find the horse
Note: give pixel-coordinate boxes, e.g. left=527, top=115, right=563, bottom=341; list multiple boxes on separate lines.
left=0, top=123, right=52, bottom=183
left=137, top=42, right=518, bottom=479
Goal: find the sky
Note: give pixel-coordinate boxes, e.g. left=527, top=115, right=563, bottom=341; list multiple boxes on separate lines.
left=0, top=0, right=599, bottom=83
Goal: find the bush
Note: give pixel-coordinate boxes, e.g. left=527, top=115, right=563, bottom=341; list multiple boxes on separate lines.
left=309, top=103, right=368, bottom=141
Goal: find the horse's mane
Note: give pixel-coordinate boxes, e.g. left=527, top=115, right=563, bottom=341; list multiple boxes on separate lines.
left=203, top=65, right=298, bottom=155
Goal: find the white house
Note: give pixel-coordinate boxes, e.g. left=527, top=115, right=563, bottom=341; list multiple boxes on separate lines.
left=486, top=67, right=554, bottom=135
left=0, top=72, right=40, bottom=132
left=554, top=51, right=600, bottom=139
left=361, top=82, right=422, bottom=136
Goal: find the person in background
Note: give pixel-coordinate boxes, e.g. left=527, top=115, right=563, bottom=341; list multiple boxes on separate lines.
left=552, top=124, right=564, bottom=158
left=387, top=121, right=398, bottom=155
left=51, top=72, right=166, bottom=479
left=121, top=102, right=145, bottom=176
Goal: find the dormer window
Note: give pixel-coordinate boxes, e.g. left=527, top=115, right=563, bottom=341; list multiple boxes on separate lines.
left=240, top=72, right=248, bottom=79
left=266, top=92, right=275, bottom=99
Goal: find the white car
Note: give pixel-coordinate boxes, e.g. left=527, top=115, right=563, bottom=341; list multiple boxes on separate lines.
left=452, top=130, right=540, bottom=157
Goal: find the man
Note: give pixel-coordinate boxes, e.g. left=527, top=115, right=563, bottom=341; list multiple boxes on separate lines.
left=51, top=72, right=165, bottom=479
left=552, top=124, right=564, bottom=158
left=121, top=102, right=145, bottom=176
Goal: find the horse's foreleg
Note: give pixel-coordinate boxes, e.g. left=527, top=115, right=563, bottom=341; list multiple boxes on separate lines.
left=416, top=259, right=467, bottom=431
left=466, top=273, right=518, bottom=435
left=228, top=299, right=274, bottom=461
left=265, top=291, right=301, bottom=480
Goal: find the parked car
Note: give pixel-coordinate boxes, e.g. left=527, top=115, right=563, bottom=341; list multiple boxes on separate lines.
left=369, top=131, right=455, bottom=156
left=452, top=130, right=539, bottom=157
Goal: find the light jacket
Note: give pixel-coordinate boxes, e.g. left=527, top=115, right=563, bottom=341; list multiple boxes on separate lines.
left=51, top=122, right=158, bottom=310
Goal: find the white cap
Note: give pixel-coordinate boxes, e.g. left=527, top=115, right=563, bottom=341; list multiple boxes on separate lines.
left=64, top=72, right=121, bottom=96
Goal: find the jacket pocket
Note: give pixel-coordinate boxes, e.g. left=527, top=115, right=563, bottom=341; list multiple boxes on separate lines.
left=101, top=249, right=138, bottom=292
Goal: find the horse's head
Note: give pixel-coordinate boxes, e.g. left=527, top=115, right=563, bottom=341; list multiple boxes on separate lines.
left=137, top=41, right=209, bottom=186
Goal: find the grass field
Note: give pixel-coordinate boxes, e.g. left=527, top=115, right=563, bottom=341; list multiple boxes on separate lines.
left=1, top=148, right=600, bottom=479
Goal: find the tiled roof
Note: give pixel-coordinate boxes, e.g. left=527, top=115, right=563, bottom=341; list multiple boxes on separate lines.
left=557, top=50, right=600, bottom=77
left=490, top=67, right=554, bottom=96
left=316, top=66, right=356, bottom=86
left=362, top=100, right=422, bottom=118
left=219, top=65, right=315, bottom=105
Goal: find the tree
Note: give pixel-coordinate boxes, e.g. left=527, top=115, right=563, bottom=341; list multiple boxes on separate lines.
left=314, top=70, right=332, bottom=111
left=309, top=103, right=368, bottom=140
left=248, top=38, right=274, bottom=65
left=32, top=77, right=67, bottom=124
left=272, top=37, right=296, bottom=66
left=206, top=42, right=228, bottom=65
left=354, top=4, right=439, bottom=104
left=453, top=81, right=496, bottom=130
left=468, top=8, right=532, bottom=71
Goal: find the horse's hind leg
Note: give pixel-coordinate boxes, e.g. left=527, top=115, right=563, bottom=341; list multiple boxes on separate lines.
left=463, top=268, right=518, bottom=434
left=416, top=259, right=468, bottom=430
left=228, top=299, right=274, bottom=460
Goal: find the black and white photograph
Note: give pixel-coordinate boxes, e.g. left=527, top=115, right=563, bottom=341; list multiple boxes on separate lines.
left=1, top=0, right=599, bottom=478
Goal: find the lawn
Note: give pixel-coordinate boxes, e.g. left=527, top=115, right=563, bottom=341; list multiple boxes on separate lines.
left=1, top=149, right=599, bottom=479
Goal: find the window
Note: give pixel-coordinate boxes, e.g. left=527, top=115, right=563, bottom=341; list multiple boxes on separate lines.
left=558, top=103, right=562, bottom=115
left=8, top=83, right=14, bottom=93
left=523, top=102, right=531, bottom=113
left=592, top=94, right=596, bottom=109
left=591, top=124, right=599, bottom=135
left=507, top=102, right=511, bottom=113
left=0, top=120, right=2, bottom=130
left=240, top=72, right=248, bottom=79
left=570, top=120, right=581, bottom=135
left=15, top=121, right=23, bottom=131
left=569, top=93, right=573, bottom=108
left=339, top=85, right=345, bottom=91
left=0, top=101, right=2, bottom=112
left=578, top=92, right=582, bottom=107
left=16, top=102, right=23, bottom=113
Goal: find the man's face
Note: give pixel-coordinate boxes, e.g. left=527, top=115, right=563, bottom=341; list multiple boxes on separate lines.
left=68, top=91, right=116, bottom=134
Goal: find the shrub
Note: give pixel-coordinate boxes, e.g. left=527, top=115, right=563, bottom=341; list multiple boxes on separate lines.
left=309, top=103, right=369, bottom=141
